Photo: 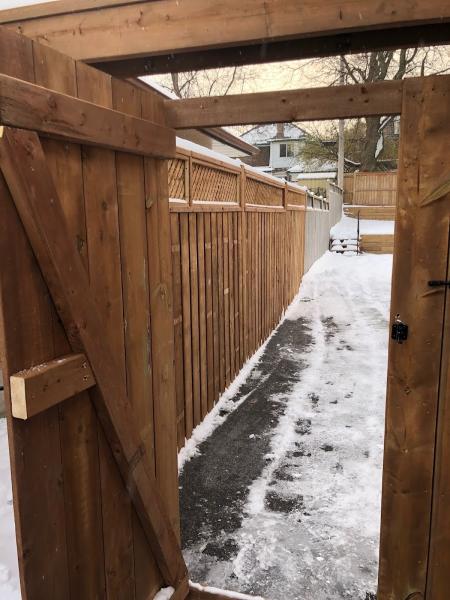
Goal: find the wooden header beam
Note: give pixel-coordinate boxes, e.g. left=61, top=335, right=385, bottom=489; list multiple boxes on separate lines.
left=0, top=0, right=449, bottom=76
left=97, top=24, right=450, bottom=77
left=164, top=80, right=404, bottom=129
left=0, top=72, right=175, bottom=157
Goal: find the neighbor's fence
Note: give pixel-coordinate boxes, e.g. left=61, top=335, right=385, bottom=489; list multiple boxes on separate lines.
left=169, top=146, right=309, bottom=444
left=344, top=170, right=397, bottom=205
left=327, top=181, right=344, bottom=227
left=303, top=181, right=343, bottom=273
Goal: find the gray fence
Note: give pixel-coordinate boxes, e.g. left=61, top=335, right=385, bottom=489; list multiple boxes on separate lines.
left=304, top=183, right=343, bottom=272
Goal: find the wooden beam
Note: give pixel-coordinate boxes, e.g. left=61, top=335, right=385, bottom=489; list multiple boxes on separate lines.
left=1, top=0, right=449, bottom=69
left=95, top=24, right=450, bottom=77
left=0, top=73, right=175, bottom=158
left=10, top=353, right=95, bottom=419
left=164, top=80, right=404, bottom=129
left=0, top=126, right=187, bottom=588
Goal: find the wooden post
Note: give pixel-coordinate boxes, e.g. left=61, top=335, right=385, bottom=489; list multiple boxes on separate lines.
left=378, top=75, right=450, bottom=599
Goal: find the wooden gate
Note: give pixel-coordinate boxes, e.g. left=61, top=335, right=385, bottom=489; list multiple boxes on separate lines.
left=378, top=76, right=450, bottom=599
left=0, top=27, right=187, bottom=600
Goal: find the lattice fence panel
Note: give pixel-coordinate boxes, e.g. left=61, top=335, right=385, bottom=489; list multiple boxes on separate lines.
left=168, top=158, right=186, bottom=200
left=191, top=162, right=239, bottom=203
left=245, top=177, right=284, bottom=207
left=286, top=189, right=306, bottom=207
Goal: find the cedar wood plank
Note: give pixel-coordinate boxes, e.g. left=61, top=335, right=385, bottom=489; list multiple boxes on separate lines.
left=0, top=126, right=187, bottom=588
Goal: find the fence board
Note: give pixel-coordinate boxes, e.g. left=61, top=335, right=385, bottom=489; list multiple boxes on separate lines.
left=344, top=170, right=397, bottom=206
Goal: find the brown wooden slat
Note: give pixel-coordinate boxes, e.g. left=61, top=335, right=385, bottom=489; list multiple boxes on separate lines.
left=180, top=213, right=194, bottom=439
left=0, top=126, right=187, bottom=588
left=33, top=41, right=107, bottom=600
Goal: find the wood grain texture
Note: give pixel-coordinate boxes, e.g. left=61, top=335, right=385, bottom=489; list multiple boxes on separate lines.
left=165, top=80, right=403, bottom=129
left=10, top=353, right=95, bottom=419
left=0, top=72, right=176, bottom=156
left=3, top=0, right=449, bottom=66
left=378, top=75, right=450, bottom=599
left=0, top=127, right=186, bottom=588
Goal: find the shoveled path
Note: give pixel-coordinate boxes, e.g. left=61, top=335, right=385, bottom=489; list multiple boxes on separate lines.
left=179, top=252, right=392, bottom=600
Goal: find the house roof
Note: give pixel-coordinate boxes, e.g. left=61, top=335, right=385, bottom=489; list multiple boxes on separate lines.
left=138, top=77, right=258, bottom=156
left=296, top=172, right=336, bottom=180
left=288, top=158, right=337, bottom=174
left=240, top=123, right=306, bottom=145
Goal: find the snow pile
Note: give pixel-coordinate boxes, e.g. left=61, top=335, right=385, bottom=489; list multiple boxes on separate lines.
left=0, top=420, right=20, bottom=600
left=190, top=580, right=264, bottom=599
left=154, top=586, right=175, bottom=600
left=331, top=215, right=395, bottom=239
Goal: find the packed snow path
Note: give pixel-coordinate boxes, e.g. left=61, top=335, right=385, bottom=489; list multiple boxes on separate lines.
left=180, top=252, right=392, bottom=600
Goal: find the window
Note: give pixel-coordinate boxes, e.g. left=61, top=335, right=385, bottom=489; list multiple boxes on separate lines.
left=279, top=143, right=294, bottom=158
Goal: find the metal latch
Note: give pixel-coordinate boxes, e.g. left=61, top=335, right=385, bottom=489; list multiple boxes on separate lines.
left=428, top=280, right=450, bottom=287
left=391, top=315, right=408, bottom=344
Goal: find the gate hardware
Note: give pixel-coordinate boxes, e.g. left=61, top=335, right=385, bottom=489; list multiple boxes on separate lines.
left=392, top=315, right=408, bottom=344
left=428, top=280, right=450, bottom=287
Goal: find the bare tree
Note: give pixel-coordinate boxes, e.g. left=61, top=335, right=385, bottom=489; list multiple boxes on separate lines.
left=153, top=66, right=256, bottom=99
left=295, top=48, right=450, bottom=170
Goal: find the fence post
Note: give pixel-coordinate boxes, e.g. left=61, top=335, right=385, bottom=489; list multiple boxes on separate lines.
left=352, top=170, right=358, bottom=205
left=187, top=155, right=193, bottom=207
left=240, top=164, right=247, bottom=211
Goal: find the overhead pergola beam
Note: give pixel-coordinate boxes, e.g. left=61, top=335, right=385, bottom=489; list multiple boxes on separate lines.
left=96, top=24, right=450, bottom=77
left=0, top=0, right=449, bottom=76
left=164, top=80, right=404, bottom=129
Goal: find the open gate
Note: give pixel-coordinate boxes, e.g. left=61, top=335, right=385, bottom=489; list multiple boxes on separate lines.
left=1, top=20, right=450, bottom=600
left=0, top=27, right=186, bottom=600
left=379, top=75, right=450, bottom=599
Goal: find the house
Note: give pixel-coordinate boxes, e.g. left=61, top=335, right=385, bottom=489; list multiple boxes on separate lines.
left=240, top=123, right=306, bottom=177
left=139, top=77, right=258, bottom=160
left=288, top=158, right=337, bottom=196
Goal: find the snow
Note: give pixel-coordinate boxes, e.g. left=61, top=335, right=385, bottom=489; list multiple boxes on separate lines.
left=183, top=252, right=393, bottom=599
left=296, top=172, right=337, bottom=180
left=190, top=580, right=264, bottom=599
left=331, top=215, right=395, bottom=238
left=0, top=420, right=20, bottom=600
left=154, top=586, right=175, bottom=600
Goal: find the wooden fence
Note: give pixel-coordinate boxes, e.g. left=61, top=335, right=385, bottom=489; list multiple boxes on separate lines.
left=0, top=26, right=339, bottom=600
left=344, top=171, right=397, bottom=205
left=168, top=145, right=312, bottom=444
left=0, top=27, right=184, bottom=600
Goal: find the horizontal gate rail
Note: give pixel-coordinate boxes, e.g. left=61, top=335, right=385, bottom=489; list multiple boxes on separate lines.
left=0, top=73, right=176, bottom=157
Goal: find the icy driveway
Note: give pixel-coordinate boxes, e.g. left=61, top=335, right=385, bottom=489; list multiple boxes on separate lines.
left=180, top=252, right=392, bottom=600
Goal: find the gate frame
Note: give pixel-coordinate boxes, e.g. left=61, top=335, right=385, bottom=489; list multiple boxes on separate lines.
left=0, top=16, right=449, bottom=600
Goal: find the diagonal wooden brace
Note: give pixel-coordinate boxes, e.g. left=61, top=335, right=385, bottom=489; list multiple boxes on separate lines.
left=0, top=126, right=188, bottom=591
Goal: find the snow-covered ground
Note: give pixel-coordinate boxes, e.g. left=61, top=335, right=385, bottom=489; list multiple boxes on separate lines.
left=181, top=252, right=393, bottom=600
left=331, top=215, right=395, bottom=238
left=0, top=420, right=19, bottom=600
